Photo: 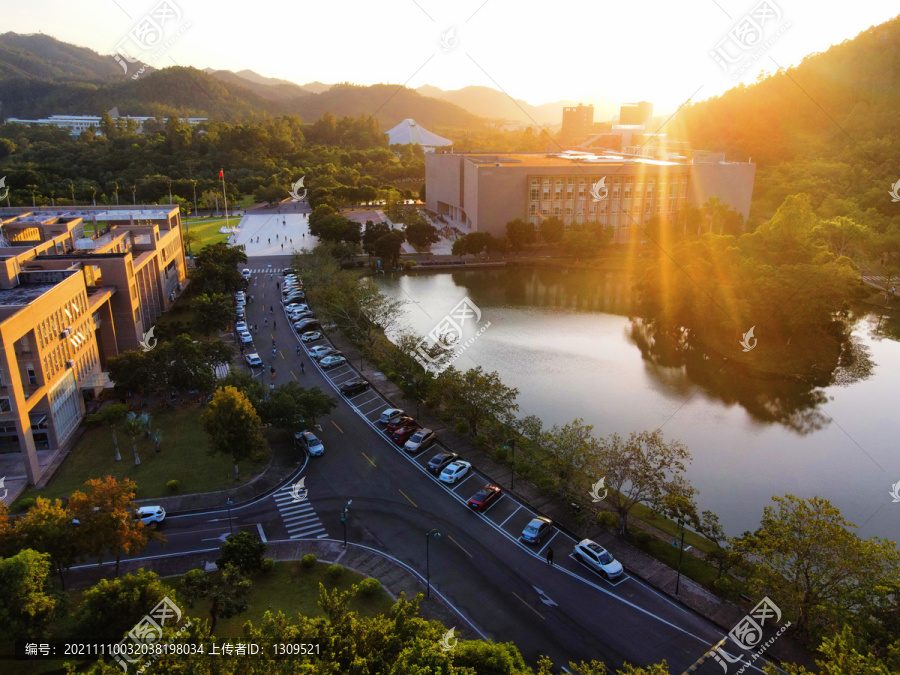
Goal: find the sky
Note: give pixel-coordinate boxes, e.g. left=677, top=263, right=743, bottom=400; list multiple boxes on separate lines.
left=5, top=1, right=899, bottom=118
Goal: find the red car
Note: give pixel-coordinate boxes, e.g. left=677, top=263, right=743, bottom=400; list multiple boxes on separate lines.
left=468, top=484, right=502, bottom=511
left=386, top=416, right=417, bottom=433
left=391, top=424, right=421, bottom=445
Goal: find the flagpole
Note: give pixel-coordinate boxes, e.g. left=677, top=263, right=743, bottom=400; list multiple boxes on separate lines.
left=220, top=169, right=230, bottom=230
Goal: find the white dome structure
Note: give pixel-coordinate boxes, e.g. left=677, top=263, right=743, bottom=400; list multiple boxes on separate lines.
left=385, top=119, right=453, bottom=152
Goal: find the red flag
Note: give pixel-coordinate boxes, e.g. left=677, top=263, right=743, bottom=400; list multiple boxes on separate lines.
left=219, top=169, right=223, bottom=178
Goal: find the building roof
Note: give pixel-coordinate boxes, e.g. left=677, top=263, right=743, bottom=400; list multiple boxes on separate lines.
left=385, top=119, right=452, bottom=148
left=459, top=152, right=683, bottom=167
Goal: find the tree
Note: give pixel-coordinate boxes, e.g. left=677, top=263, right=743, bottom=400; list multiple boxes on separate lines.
left=162, top=334, right=216, bottom=394
left=404, top=211, right=440, bottom=252
left=180, top=565, right=250, bottom=633
left=182, top=229, right=200, bottom=256
left=373, top=230, right=405, bottom=268
left=192, top=242, right=247, bottom=295
left=362, top=220, right=391, bottom=257
left=68, top=477, right=160, bottom=577
left=218, top=370, right=265, bottom=410
left=14, top=497, right=80, bottom=589
left=539, top=216, right=565, bottom=244
left=193, top=293, right=234, bottom=339
left=0, top=549, right=63, bottom=640
left=522, top=417, right=598, bottom=496
left=262, top=382, right=336, bottom=434
left=102, top=403, right=129, bottom=462
left=695, top=510, right=742, bottom=577
left=201, top=386, right=266, bottom=478
left=200, top=340, right=234, bottom=374
left=732, top=495, right=900, bottom=639
left=74, top=569, right=172, bottom=644
left=595, top=430, right=693, bottom=535
left=123, top=411, right=150, bottom=465
left=107, top=351, right=163, bottom=403
left=216, top=532, right=267, bottom=575
left=811, top=216, right=870, bottom=258
left=439, top=366, right=519, bottom=436
left=506, top=218, right=536, bottom=251
left=768, top=626, right=900, bottom=675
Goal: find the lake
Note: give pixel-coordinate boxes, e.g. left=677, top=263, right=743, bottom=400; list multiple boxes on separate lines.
left=376, top=266, right=900, bottom=542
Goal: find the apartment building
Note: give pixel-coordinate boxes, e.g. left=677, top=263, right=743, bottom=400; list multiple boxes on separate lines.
left=0, top=206, right=187, bottom=485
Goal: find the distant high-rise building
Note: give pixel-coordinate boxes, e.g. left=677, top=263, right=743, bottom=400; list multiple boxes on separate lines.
left=561, top=104, right=594, bottom=142
left=619, top=102, right=653, bottom=126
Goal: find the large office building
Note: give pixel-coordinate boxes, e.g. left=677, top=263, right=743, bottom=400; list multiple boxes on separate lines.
left=425, top=148, right=755, bottom=243
left=0, top=206, right=187, bottom=486
left=5, top=107, right=207, bottom=136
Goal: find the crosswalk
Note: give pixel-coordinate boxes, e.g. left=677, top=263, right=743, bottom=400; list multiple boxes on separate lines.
left=272, top=484, right=329, bottom=539
left=246, top=267, right=283, bottom=274
left=862, top=275, right=898, bottom=293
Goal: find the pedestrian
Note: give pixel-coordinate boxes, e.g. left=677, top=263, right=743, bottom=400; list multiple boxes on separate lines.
left=546, top=547, right=554, bottom=566
left=300, top=361, right=305, bottom=374
left=264, top=317, right=268, bottom=327
left=257, top=236, right=259, bottom=243
left=296, top=345, right=301, bottom=356
left=240, top=344, right=244, bottom=355
left=290, top=238, right=293, bottom=244
left=268, top=238, right=270, bottom=244
left=276, top=233, right=279, bottom=240
left=272, top=338, right=276, bottom=347
left=270, top=305, right=274, bottom=313
left=269, top=382, right=275, bottom=392
left=273, top=319, right=277, bottom=329
left=281, top=243, right=284, bottom=249
left=271, top=347, right=276, bottom=357
left=276, top=282, right=280, bottom=291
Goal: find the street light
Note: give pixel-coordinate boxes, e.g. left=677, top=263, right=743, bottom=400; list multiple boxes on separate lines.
left=226, top=497, right=234, bottom=536
left=504, top=438, right=516, bottom=490
left=340, top=500, right=353, bottom=548
left=674, top=517, right=686, bottom=595
left=425, top=528, right=441, bottom=598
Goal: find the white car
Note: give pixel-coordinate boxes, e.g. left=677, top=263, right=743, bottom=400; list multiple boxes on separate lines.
left=289, top=311, right=315, bottom=321
left=136, top=506, right=166, bottom=526
left=404, top=428, right=435, bottom=454
left=235, top=321, right=247, bottom=333
left=285, top=303, right=308, bottom=311
left=235, top=291, right=246, bottom=301
left=244, top=353, right=262, bottom=368
left=574, top=539, right=624, bottom=579
left=238, top=331, right=253, bottom=344
left=439, top=461, right=472, bottom=485
left=300, top=331, right=322, bottom=342
left=241, top=269, right=251, bottom=279
left=320, top=355, right=347, bottom=369
left=309, top=346, right=337, bottom=360
left=294, top=319, right=319, bottom=331
left=294, top=431, right=324, bottom=457
left=379, top=408, right=404, bottom=425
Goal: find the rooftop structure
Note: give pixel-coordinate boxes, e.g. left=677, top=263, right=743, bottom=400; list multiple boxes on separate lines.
left=385, top=119, right=453, bottom=152
left=5, top=107, right=207, bottom=136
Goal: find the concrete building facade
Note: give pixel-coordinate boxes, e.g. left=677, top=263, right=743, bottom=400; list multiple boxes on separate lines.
left=0, top=206, right=187, bottom=486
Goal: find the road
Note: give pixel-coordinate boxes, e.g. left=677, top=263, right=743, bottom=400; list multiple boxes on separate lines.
left=124, top=254, right=776, bottom=674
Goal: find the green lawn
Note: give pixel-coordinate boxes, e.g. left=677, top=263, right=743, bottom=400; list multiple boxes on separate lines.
left=14, top=404, right=266, bottom=505
left=184, top=217, right=234, bottom=248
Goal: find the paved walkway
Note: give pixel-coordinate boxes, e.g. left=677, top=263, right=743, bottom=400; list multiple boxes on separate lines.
left=229, top=212, right=318, bottom=257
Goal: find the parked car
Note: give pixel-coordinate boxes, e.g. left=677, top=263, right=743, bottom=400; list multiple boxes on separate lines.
left=573, top=539, right=624, bottom=579
left=235, top=293, right=246, bottom=303
left=235, top=321, right=247, bottom=333
left=300, top=331, right=322, bottom=342
left=426, top=452, right=459, bottom=475
left=404, top=428, right=435, bottom=454
left=520, top=517, right=553, bottom=545
left=289, top=310, right=314, bottom=321
left=467, top=484, right=502, bottom=511
left=281, top=268, right=294, bottom=275
left=238, top=331, right=253, bottom=344
left=135, top=506, right=166, bottom=526
left=309, top=345, right=337, bottom=360
left=320, top=355, right=347, bottom=369
left=241, top=269, right=251, bottom=279
left=378, top=408, right=404, bottom=425
left=284, top=292, right=306, bottom=301
left=294, top=318, right=319, bottom=330
left=285, top=303, right=309, bottom=311
left=244, top=353, right=263, bottom=368
left=339, top=378, right=369, bottom=396
left=391, top=424, right=421, bottom=445
left=386, top=416, right=416, bottom=433
left=439, top=460, right=471, bottom=485
left=295, top=431, right=324, bottom=457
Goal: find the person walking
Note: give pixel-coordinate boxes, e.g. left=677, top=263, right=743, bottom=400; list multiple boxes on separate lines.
left=273, top=319, right=277, bottom=329
left=264, top=317, right=268, bottom=327
left=270, top=305, right=274, bottom=313
left=268, top=238, right=270, bottom=244
left=300, top=361, right=305, bottom=374
left=272, top=338, right=276, bottom=347
left=296, top=346, right=301, bottom=356
left=281, top=243, right=284, bottom=249
left=276, top=282, right=279, bottom=291
left=271, top=347, right=277, bottom=358
left=546, top=547, right=554, bottom=566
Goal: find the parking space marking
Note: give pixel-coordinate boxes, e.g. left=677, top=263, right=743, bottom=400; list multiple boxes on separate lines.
left=500, top=505, right=523, bottom=527
left=482, top=493, right=506, bottom=514
left=537, top=530, right=560, bottom=556
left=451, top=472, right=478, bottom=492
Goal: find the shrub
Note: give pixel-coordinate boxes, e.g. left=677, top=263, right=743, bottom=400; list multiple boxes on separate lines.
left=16, top=498, right=35, bottom=512
left=300, top=553, right=317, bottom=569
left=216, top=531, right=267, bottom=574
left=473, top=434, right=489, bottom=447
left=713, top=576, right=738, bottom=600
left=633, top=531, right=652, bottom=549
left=251, top=451, right=266, bottom=462
left=595, top=511, right=618, bottom=529
left=424, top=398, right=438, bottom=409
left=85, top=413, right=104, bottom=426
left=261, top=558, right=275, bottom=574
left=357, top=577, right=381, bottom=597
left=454, top=420, right=470, bottom=435
left=494, top=446, right=509, bottom=462
left=438, top=410, right=453, bottom=423
left=166, top=480, right=180, bottom=492
left=325, top=564, right=344, bottom=581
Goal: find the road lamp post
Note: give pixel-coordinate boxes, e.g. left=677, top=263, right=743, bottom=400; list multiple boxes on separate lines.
left=674, top=517, right=686, bottom=595
left=504, top=438, right=516, bottom=490
left=340, top=500, right=352, bottom=547
left=425, top=528, right=441, bottom=598
left=226, top=497, right=234, bottom=536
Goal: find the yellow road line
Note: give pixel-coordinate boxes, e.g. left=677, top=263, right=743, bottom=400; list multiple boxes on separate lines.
left=512, top=592, right=545, bottom=620
left=291, top=371, right=297, bottom=380
left=361, top=452, right=376, bottom=467
left=448, top=535, right=473, bottom=558
left=332, top=421, right=344, bottom=433
left=398, top=489, right=418, bottom=508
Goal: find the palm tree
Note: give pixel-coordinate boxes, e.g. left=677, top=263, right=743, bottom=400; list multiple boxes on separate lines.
left=124, top=412, right=151, bottom=465
left=150, top=429, right=163, bottom=453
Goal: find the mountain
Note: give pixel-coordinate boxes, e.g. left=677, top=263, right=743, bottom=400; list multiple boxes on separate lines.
left=203, top=68, right=313, bottom=102
left=301, top=81, right=333, bottom=94
left=0, top=32, right=129, bottom=83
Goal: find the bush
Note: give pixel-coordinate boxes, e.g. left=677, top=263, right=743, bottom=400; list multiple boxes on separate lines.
left=438, top=410, right=453, bottom=423
left=357, top=577, right=381, bottom=597
left=16, top=498, right=35, bottom=512
left=166, top=480, right=180, bottom=492
left=325, top=564, right=344, bottom=581
left=454, top=420, right=470, bottom=435
left=712, top=576, right=738, bottom=600
left=493, top=446, right=509, bottom=462
left=251, top=451, right=266, bottom=462
left=424, top=398, right=438, bottom=409
left=85, top=413, right=104, bottom=427
left=261, top=558, right=275, bottom=574
left=217, top=531, right=267, bottom=574
left=595, top=511, right=619, bottom=529
left=300, top=554, right=317, bottom=569
left=633, top=531, right=652, bottom=549
left=473, top=434, right=489, bottom=447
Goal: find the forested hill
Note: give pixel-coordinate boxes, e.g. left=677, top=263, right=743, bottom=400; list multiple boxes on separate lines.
left=669, top=15, right=900, bottom=221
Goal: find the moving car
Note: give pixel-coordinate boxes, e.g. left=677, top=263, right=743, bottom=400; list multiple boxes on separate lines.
left=391, top=424, right=421, bottom=445
left=439, top=460, right=471, bottom=485
left=520, top=517, right=553, bottom=545
left=136, top=506, right=166, bottom=526
left=238, top=331, right=253, bottom=344
left=295, top=431, right=324, bottom=457
left=467, top=484, right=502, bottom=511
left=573, top=539, right=624, bottom=579
left=241, top=269, right=251, bottom=279
left=386, top=416, right=416, bottom=433
left=426, top=452, right=459, bottom=475
left=378, top=408, right=404, bottom=425
left=320, top=355, right=347, bottom=369
left=339, top=378, right=369, bottom=396
left=404, top=428, right=435, bottom=454
left=309, top=345, right=337, bottom=360
left=300, top=331, right=322, bottom=342
left=244, top=353, right=263, bottom=368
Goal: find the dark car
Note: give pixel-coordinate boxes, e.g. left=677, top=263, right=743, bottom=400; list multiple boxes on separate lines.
left=339, top=378, right=370, bottom=397
left=520, top=517, right=553, bottom=544
left=386, top=416, right=416, bottom=433
left=468, top=484, right=502, bottom=511
left=391, top=424, right=421, bottom=445
left=426, top=452, right=460, bottom=475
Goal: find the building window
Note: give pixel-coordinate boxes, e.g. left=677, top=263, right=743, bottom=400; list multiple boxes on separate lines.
left=0, top=398, right=10, bottom=412
left=670, top=185, right=677, bottom=199
left=134, top=308, right=141, bottom=324
left=530, top=188, right=540, bottom=200
left=529, top=204, right=537, bottom=215
left=553, top=206, right=561, bottom=216
left=612, top=188, right=620, bottom=200
left=531, top=178, right=539, bottom=186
